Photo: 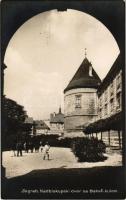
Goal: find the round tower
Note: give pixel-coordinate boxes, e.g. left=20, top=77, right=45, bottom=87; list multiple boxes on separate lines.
left=64, top=55, right=101, bottom=136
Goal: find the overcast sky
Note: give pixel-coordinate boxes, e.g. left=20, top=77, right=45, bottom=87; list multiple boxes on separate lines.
left=4, top=9, right=119, bottom=120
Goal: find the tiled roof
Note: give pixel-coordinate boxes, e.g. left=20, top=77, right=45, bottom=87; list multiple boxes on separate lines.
left=64, top=57, right=101, bottom=93
left=25, top=117, right=34, bottom=124
left=34, top=120, right=50, bottom=130
left=50, top=113, right=64, bottom=124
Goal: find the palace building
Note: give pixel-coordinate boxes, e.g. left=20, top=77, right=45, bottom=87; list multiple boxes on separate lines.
left=64, top=50, right=122, bottom=141
left=97, top=54, right=122, bottom=120
left=86, top=54, right=122, bottom=148
left=64, top=54, right=101, bottom=134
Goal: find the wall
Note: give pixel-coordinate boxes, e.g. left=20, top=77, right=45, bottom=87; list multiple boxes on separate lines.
left=64, top=88, right=98, bottom=130
left=50, top=123, right=64, bottom=134
left=64, top=115, right=97, bottom=130
left=98, top=70, right=122, bottom=120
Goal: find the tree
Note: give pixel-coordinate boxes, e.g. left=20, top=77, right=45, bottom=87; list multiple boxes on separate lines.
left=2, top=96, right=28, bottom=149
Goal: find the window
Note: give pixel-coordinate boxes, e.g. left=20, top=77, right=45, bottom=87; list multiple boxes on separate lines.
left=104, top=104, right=107, bottom=115
left=99, top=108, right=102, bottom=118
left=116, top=92, right=121, bottom=110
left=75, top=95, right=81, bottom=108
left=57, top=123, right=60, bottom=129
left=99, top=96, right=102, bottom=107
left=110, top=99, right=114, bottom=112
left=104, top=90, right=108, bottom=102
left=110, top=83, right=114, bottom=96
left=116, top=74, right=121, bottom=90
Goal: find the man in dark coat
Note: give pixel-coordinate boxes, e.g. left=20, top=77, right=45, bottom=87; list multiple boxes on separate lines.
left=16, top=141, right=23, bottom=156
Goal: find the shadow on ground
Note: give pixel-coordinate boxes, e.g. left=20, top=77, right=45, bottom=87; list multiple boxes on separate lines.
left=2, top=166, right=125, bottom=199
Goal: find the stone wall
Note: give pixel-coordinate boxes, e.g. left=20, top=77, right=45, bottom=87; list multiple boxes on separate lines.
left=98, top=70, right=122, bottom=120
left=64, top=115, right=97, bottom=130
left=64, top=88, right=98, bottom=131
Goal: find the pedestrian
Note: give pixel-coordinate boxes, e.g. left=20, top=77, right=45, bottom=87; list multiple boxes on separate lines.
left=43, top=142, right=50, bottom=160
left=24, top=142, right=27, bottom=152
left=12, top=142, right=16, bottom=157
left=40, top=141, right=43, bottom=152
left=16, top=141, right=23, bottom=156
left=40, top=145, right=43, bottom=152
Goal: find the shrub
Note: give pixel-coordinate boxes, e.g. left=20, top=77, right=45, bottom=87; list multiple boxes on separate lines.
left=31, top=134, right=60, bottom=147
left=58, top=137, right=85, bottom=148
left=71, top=137, right=106, bottom=162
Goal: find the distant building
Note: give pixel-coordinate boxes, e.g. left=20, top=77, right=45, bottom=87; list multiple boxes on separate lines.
left=43, top=119, right=50, bottom=129
left=33, top=120, right=50, bottom=135
left=97, top=54, right=122, bottom=119
left=24, top=117, right=34, bottom=135
left=50, top=107, right=64, bottom=135
left=25, top=117, right=34, bottom=124
left=24, top=118, right=50, bottom=135
left=64, top=55, right=101, bottom=134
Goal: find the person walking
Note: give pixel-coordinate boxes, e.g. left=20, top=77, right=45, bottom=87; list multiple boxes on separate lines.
left=12, top=142, right=16, bottom=157
left=16, top=141, right=23, bottom=156
left=43, top=142, right=50, bottom=160
left=40, top=141, right=43, bottom=152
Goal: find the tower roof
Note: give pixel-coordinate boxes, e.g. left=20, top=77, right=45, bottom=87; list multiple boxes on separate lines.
left=64, top=57, right=101, bottom=93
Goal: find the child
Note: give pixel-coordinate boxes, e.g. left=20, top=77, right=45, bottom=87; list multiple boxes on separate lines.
left=43, top=142, right=50, bottom=160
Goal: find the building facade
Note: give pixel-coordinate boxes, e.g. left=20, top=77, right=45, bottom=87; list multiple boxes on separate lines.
left=50, top=107, right=64, bottom=135
left=64, top=56, right=101, bottom=133
left=97, top=54, right=122, bottom=120
left=33, top=120, right=50, bottom=135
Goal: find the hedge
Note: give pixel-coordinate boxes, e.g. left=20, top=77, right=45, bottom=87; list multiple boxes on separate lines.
left=71, top=137, right=106, bottom=162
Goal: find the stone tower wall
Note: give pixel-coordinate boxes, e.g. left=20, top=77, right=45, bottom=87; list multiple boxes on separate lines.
left=64, top=88, right=98, bottom=131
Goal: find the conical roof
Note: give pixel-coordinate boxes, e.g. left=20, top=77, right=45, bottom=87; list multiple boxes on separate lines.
left=64, top=57, right=101, bottom=93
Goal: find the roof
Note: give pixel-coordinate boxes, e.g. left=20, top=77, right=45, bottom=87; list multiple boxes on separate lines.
left=50, top=108, right=64, bottom=124
left=64, top=57, right=101, bottom=93
left=34, top=120, right=50, bottom=130
left=98, top=54, right=122, bottom=95
left=84, top=111, right=122, bottom=134
left=25, top=117, right=34, bottom=124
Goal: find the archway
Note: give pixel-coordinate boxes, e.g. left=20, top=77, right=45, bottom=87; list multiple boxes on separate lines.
left=1, top=0, right=125, bottom=61
left=1, top=1, right=125, bottom=96
left=1, top=2, right=125, bottom=194
left=4, top=8, right=120, bottom=119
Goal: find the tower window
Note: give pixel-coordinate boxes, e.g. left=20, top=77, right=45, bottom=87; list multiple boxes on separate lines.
left=104, top=104, right=108, bottom=116
left=110, top=83, right=114, bottom=96
left=116, top=74, right=121, bottom=90
left=110, top=98, right=114, bottom=112
left=116, top=92, right=121, bottom=110
left=104, top=90, right=108, bottom=102
left=75, top=95, right=81, bottom=108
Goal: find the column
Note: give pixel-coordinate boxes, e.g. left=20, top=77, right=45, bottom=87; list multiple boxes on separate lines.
left=118, top=130, right=121, bottom=149
left=108, top=130, right=110, bottom=146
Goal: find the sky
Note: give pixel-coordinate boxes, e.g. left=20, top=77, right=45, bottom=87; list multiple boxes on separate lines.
left=4, top=9, right=119, bottom=120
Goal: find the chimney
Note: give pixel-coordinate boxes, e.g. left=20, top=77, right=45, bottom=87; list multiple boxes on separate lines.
left=59, top=107, right=61, bottom=114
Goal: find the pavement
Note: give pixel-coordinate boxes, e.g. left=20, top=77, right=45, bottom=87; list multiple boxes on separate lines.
left=2, top=147, right=122, bottom=178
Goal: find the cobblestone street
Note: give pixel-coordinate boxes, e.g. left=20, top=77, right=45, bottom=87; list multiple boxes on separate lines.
left=3, top=147, right=122, bottom=178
